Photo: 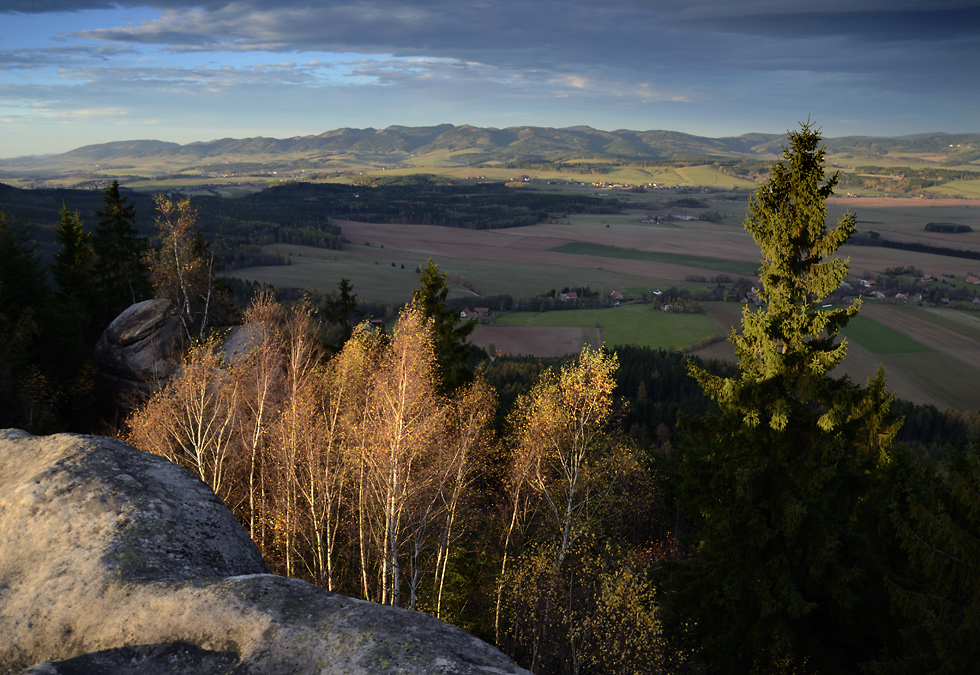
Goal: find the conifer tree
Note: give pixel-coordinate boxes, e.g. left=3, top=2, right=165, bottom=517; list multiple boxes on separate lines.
left=887, top=442, right=980, bottom=674
left=675, top=120, right=900, bottom=672
left=52, top=204, right=98, bottom=342
left=324, top=277, right=362, bottom=348
left=92, top=180, right=151, bottom=323
left=411, top=258, right=475, bottom=392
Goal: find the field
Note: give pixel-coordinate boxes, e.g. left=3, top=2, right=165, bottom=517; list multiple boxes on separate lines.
left=492, top=304, right=721, bottom=351
left=840, top=315, right=932, bottom=354
left=468, top=326, right=595, bottom=358
left=229, top=192, right=980, bottom=410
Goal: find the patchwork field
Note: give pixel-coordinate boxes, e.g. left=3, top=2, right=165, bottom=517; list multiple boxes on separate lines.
left=230, top=193, right=980, bottom=410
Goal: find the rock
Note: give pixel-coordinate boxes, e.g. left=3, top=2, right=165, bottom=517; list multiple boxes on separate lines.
left=218, top=322, right=268, bottom=365
left=0, top=429, right=528, bottom=675
left=94, top=298, right=182, bottom=391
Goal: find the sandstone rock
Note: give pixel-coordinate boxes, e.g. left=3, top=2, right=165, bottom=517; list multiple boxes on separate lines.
left=94, top=298, right=182, bottom=386
left=0, top=429, right=528, bottom=675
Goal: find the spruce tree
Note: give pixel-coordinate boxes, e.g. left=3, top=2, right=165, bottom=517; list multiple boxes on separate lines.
left=674, top=121, right=900, bottom=672
left=53, top=204, right=98, bottom=342
left=92, top=180, right=151, bottom=324
left=411, top=259, right=475, bottom=393
left=886, top=442, right=980, bottom=673
left=325, top=277, right=362, bottom=348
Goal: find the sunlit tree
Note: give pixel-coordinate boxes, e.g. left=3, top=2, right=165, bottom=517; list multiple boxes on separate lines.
left=675, top=120, right=900, bottom=672
left=146, top=195, right=219, bottom=341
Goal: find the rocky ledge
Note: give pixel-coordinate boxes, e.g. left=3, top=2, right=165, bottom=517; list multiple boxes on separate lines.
left=0, top=429, right=527, bottom=674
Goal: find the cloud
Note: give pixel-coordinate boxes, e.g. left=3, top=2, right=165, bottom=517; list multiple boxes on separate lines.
left=1, top=0, right=976, bottom=158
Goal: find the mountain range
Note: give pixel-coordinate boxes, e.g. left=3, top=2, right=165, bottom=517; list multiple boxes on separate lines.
left=4, top=125, right=979, bottom=172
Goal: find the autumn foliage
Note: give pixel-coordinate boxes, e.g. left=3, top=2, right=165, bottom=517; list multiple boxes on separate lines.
left=124, top=292, right=669, bottom=673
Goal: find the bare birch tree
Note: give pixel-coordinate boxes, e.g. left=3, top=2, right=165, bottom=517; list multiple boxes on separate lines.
left=231, top=292, right=284, bottom=546
left=126, top=338, right=238, bottom=501
left=359, top=306, right=441, bottom=606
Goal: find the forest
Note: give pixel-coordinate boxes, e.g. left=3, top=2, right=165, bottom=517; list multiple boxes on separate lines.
left=2, top=124, right=979, bottom=674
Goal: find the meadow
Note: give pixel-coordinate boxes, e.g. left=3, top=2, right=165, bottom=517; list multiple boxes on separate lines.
left=840, top=315, right=932, bottom=354
left=493, top=304, right=722, bottom=351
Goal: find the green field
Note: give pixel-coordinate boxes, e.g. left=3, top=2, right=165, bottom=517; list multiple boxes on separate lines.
left=839, top=315, right=932, bottom=354
left=495, top=304, right=721, bottom=350
left=549, top=241, right=760, bottom=277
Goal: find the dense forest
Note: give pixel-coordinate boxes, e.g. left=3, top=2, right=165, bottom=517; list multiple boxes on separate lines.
left=2, top=126, right=980, bottom=673
left=0, top=177, right=619, bottom=272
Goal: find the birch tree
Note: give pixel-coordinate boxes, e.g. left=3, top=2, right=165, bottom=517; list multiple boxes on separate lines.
left=231, top=292, right=284, bottom=546
left=146, top=195, right=218, bottom=341
left=126, top=338, right=238, bottom=501
left=360, top=306, right=442, bottom=606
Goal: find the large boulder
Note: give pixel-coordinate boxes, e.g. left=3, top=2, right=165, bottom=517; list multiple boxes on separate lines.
left=94, top=298, right=182, bottom=392
left=0, top=429, right=528, bottom=674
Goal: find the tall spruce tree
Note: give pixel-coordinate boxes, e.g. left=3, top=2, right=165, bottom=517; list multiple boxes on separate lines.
left=411, top=258, right=475, bottom=392
left=674, top=121, right=900, bottom=672
left=52, top=204, right=98, bottom=342
left=92, top=180, right=151, bottom=324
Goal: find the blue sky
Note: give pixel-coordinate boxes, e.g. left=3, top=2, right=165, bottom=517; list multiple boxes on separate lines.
left=1, top=0, right=978, bottom=158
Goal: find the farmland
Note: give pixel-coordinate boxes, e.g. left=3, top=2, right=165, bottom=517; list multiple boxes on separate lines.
left=492, top=304, right=721, bottom=351
left=228, top=189, right=980, bottom=411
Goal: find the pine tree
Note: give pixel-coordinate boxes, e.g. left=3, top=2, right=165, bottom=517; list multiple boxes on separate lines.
left=411, top=258, right=475, bottom=392
left=674, top=120, right=901, bottom=672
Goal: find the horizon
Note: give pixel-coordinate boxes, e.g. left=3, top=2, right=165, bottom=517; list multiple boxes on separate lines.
left=1, top=123, right=975, bottom=162
left=2, top=1, right=978, bottom=158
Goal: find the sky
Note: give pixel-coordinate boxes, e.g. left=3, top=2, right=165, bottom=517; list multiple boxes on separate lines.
left=1, top=0, right=978, bottom=158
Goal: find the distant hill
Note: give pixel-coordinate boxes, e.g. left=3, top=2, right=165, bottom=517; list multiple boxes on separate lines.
left=4, top=125, right=977, bottom=168
left=2, top=125, right=978, bottom=191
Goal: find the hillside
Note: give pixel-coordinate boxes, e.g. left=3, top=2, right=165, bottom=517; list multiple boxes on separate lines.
left=3, top=125, right=979, bottom=192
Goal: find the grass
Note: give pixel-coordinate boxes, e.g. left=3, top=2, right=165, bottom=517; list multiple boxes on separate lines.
left=549, top=242, right=760, bottom=277
left=840, top=315, right=932, bottom=354
left=495, top=304, right=720, bottom=350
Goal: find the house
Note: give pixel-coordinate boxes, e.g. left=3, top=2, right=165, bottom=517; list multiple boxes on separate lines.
left=609, top=290, right=624, bottom=301
left=966, top=275, right=980, bottom=285
left=474, top=307, right=491, bottom=316
left=461, top=309, right=479, bottom=320
left=922, top=274, right=935, bottom=282
left=558, top=292, right=578, bottom=303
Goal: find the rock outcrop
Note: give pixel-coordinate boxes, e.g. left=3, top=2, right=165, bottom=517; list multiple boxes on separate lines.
left=94, top=298, right=183, bottom=400
left=0, top=429, right=528, bottom=674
